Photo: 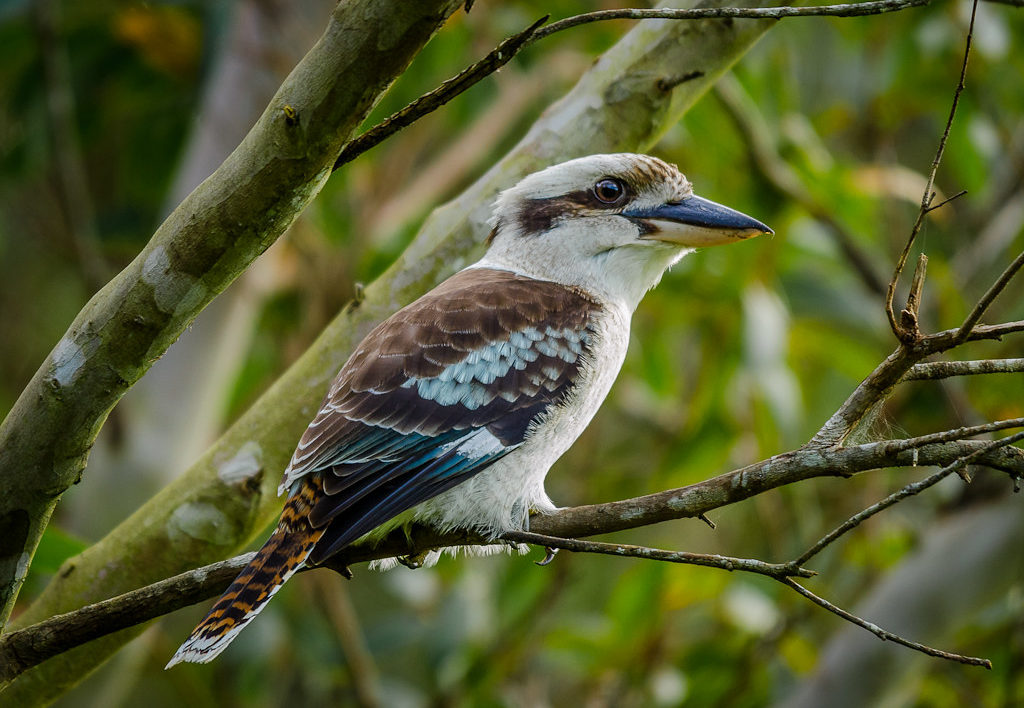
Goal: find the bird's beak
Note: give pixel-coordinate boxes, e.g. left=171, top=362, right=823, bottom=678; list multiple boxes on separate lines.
left=623, top=195, right=773, bottom=247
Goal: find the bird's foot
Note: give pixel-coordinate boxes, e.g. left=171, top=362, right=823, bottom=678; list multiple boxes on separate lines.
left=535, top=546, right=559, bottom=567
left=398, top=551, right=430, bottom=569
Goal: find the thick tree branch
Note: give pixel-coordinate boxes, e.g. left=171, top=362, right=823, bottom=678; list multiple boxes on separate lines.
left=0, top=0, right=464, bottom=631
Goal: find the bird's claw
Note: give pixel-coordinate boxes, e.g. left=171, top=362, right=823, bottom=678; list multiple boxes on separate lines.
left=398, top=551, right=429, bottom=569
left=535, top=546, right=559, bottom=567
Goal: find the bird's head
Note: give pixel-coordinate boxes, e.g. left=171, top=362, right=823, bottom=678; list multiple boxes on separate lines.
left=483, top=153, right=771, bottom=308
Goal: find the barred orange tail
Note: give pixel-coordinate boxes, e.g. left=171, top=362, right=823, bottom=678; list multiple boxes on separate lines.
left=166, top=483, right=324, bottom=667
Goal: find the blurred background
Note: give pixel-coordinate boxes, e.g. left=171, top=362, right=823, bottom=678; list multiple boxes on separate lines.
left=1, top=0, right=1023, bottom=706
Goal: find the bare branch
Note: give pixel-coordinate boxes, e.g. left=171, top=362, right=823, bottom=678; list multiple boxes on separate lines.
left=810, top=344, right=919, bottom=447
left=782, top=579, right=992, bottom=668
left=903, top=358, right=1024, bottom=381
left=334, top=0, right=934, bottom=171
left=899, top=254, right=928, bottom=336
left=956, top=249, right=1024, bottom=341
left=812, top=319, right=1023, bottom=448
left=885, top=0, right=978, bottom=341
left=1, top=432, right=1019, bottom=682
left=533, top=0, right=931, bottom=37
left=332, top=16, right=549, bottom=170
left=0, top=0, right=466, bottom=631
left=795, top=431, right=1024, bottom=566
left=869, top=418, right=1024, bottom=454
left=925, top=188, right=968, bottom=213
left=0, top=552, right=256, bottom=683
left=501, top=531, right=815, bottom=579
left=927, top=319, right=1024, bottom=344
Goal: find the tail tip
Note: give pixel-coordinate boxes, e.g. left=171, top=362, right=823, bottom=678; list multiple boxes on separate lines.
left=164, top=635, right=229, bottom=669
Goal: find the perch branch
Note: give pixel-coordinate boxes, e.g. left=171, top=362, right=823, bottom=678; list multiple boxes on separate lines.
left=1, top=431, right=1020, bottom=681
left=0, top=0, right=465, bottom=632
left=501, top=531, right=815, bottom=579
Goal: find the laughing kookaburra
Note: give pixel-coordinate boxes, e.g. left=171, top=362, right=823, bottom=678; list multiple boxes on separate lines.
left=167, top=153, right=771, bottom=667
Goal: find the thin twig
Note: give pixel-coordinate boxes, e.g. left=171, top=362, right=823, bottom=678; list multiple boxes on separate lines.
left=812, top=317, right=1024, bottom=447
left=927, top=319, right=1024, bottom=345
left=332, top=16, right=548, bottom=170
left=795, top=431, right=1024, bottom=566
left=885, top=0, right=978, bottom=341
left=925, top=188, right=968, bottom=213
left=501, top=531, right=815, bottom=579
left=782, top=578, right=992, bottom=668
left=903, top=358, right=1024, bottom=381
left=956, top=249, right=1024, bottom=341
left=532, top=0, right=931, bottom=39
left=332, top=0, right=933, bottom=171
left=869, top=418, right=1024, bottom=456
left=900, top=253, right=929, bottom=335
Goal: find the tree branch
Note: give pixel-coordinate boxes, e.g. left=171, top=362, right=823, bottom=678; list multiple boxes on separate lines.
left=781, top=579, right=992, bottom=668
left=794, top=431, right=1024, bottom=566
left=500, top=531, right=815, bottom=579
left=0, top=0, right=465, bottom=631
left=886, top=0, right=978, bottom=341
left=903, top=358, right=1024, bottom=381
left=956, top=248, right=1024, bottom=341
left=2, top=428, right=1020, bottom=682
left=333, top=0, right=934, bottom=170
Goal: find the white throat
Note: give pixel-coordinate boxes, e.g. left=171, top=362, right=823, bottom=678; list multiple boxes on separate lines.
left=476, top=222, right=690, bottom=311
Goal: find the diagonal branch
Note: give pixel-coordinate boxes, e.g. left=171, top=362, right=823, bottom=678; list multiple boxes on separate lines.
left=955, top=249, right=1024, bottom=341
left=794, top=431, right=1024, bottom=566
left=0, top=0, right=466, bottom=632
left=333, top=0, right=934, bottom=171
left=781, top=579, right=992, bottom=668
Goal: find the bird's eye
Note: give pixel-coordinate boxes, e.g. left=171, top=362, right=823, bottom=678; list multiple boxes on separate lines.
left=593, top=178, right=625, bottom=204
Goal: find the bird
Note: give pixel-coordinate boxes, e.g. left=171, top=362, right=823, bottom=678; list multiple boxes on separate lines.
left=166, top=153, right=771, bottom=667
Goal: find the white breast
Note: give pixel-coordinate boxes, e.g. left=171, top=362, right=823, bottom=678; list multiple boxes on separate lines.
left=411, top=300, right=632, bottom=540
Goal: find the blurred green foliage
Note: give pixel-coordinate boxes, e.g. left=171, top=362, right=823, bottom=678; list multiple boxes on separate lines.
left=1, top=0, right=1023, bottom=706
